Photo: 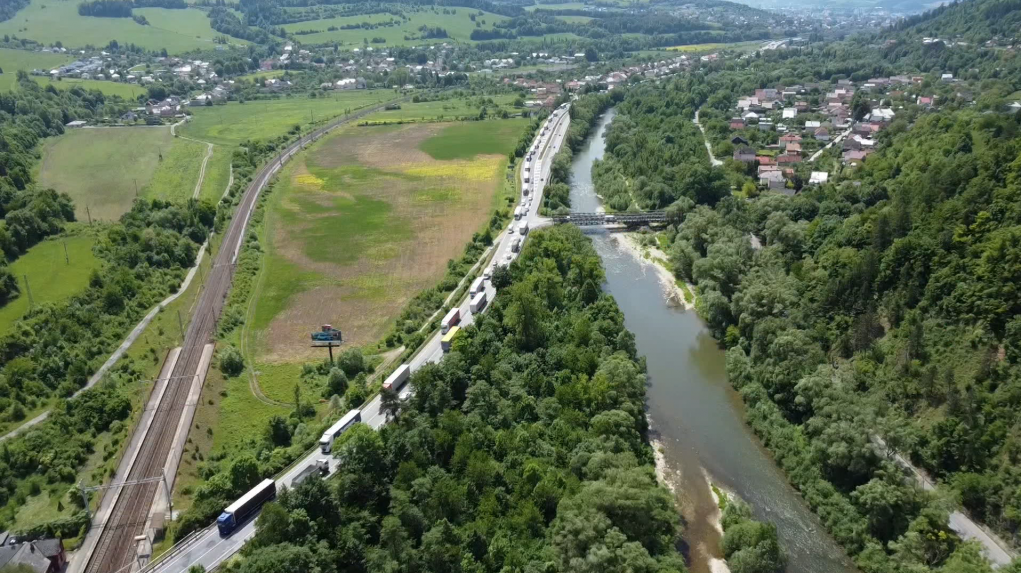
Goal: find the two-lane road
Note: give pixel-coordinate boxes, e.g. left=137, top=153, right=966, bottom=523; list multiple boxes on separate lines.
left=146, top=105, right=572, bottom=573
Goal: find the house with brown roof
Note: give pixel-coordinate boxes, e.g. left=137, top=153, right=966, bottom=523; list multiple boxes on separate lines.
left=779, top=133, right=801, bottom=150
left=814, top=127, right=830, bottom=142
left=777, top=153, right=802, bottom=165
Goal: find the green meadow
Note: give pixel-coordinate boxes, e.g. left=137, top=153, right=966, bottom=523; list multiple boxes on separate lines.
left=361, top=93, right=521, bottom=123
left=419, top=120, right=529, bottom=160
left=0, top=235, right=101, bottom=333
left=180, top=91, right=396, bottom=145
left=281, top=8, right=509, bottom=45
left=0, top=0, right=234, bottom=54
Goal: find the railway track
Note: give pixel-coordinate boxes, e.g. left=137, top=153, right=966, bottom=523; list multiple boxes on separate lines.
left=83, top=98, right=406, bottom=573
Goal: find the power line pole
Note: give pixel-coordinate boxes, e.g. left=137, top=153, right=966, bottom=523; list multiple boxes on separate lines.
left=134, top=178, right=138, bottom=197
left=86, top=205, right=93, bottom=225
left=63, top=240, right=69, bottom=265
left=23, top=275, right=34, bottom=309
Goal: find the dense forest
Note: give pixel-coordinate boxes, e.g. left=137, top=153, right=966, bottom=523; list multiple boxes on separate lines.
left=595, top=67, right=1021, bottom=572
left=218, top=225, right=689, bottom=573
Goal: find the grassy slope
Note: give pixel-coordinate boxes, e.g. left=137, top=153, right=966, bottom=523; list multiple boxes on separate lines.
left=37, top=127, right=171, bottom=221
left=180, top=91, right=395, bottom=145
left=0, top=235, right=100, bottom=333
left=361, top=94, right=520, bottom=123
left=198, top=145, right=232, bottom=203
left=419, top=120, right=528, bottom=160
left=0, top=0, right=231, bottom=54
left=281, top=8, right=508, bottom=45
left=141, top=136, right=207, bottom=203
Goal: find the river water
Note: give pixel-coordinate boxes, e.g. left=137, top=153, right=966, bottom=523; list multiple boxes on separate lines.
left=569, top=109, right=857, bottom=573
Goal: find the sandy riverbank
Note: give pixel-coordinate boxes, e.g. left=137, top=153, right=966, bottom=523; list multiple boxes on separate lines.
left=617, top=233, right=696, bottom=310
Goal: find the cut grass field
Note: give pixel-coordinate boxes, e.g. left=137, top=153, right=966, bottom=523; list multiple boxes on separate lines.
left=37, top=127, right=197, bottom=221
left=280, top=7, right=509, bottom=45
left=0, top=0, right=236, bottom=54
left=0, top=234, right=100, bottom=334
left=180, top=91, right=397, bottom=146
left=361, top=94, right=520, bottom=123
left=248, top=118, right=526, bottom=363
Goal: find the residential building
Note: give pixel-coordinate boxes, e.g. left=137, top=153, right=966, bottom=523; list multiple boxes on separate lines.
left=733, top=146, right=756, bottom=163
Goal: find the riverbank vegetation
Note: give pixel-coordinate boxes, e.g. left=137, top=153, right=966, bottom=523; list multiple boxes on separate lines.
left=220, top=224, right=688, bottom=573
left=598, top=72, right=1021, bottom=571
left=541, top=90, right=621, bottom=215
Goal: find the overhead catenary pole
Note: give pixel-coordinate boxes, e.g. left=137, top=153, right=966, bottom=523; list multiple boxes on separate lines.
left=23, top=275, right=34, bottom=309
left=177, top=309, right=185, bottom=341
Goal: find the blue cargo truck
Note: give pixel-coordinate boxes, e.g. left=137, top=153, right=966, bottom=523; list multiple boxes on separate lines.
left=217, top=478, right=276, bottom=536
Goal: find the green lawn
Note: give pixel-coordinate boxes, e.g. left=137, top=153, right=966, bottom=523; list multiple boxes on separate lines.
left=280, top=8, right=509, bottom=45
left=0, top=0, right=235, bottom=54
left=361, top=94, right=521, bottom=123
left=0, top=235, right=100, bottom=333
left=420, top=120, right=529, bottom=160
left=37, top=127, right=174, bottom=221
left=180, top=91, right=397, bottom=145
left=142, top=137, right=207, bottom=203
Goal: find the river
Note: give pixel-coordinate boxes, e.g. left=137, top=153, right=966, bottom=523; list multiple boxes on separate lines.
left=569, top=109, right=858, bottom=573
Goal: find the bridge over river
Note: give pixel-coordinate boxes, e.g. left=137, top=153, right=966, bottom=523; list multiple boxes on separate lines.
left=552, top=211, right=669, bottom=227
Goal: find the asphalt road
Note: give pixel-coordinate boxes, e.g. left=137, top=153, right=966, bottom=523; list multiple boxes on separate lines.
left=146, top=105, right=572, bottom=573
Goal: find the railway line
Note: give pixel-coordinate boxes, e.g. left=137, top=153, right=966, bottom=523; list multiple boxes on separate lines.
left=80, top=99, right=405, bottom=573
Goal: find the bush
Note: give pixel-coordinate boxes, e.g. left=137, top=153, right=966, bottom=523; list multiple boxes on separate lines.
left=219, top=346, right=245, bottom=377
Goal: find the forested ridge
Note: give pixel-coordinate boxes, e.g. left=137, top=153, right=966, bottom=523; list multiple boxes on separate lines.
left=221, top=225, right=689, bottom=573
left=595, top=68, right=1021, bottom=572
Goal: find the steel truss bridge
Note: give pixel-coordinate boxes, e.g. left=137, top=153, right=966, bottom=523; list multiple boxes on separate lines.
left=552, top=211, right=669, bottom=227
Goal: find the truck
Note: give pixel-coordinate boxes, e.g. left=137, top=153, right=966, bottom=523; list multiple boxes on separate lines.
left=319, top=409, right=361, bottom=454
left=469, top=277, right=485, bottom=297
left=311, top=324, right=342, bottom=342
left=383, top=363, right=411, bottom=391
left=441, top=325, right=460, bottom=353
left=441, top=307, right=460, bottom=334
left=524, top=163, right=531, bottom=172
left=514, top=206, right=523, bottom=220
left=217, top=479, right=276, bottom=536
left=524, top=174, right=530, bottom=183
left=518, top=221, right=529, bottom=235
left=470, top=291, right=487, bottom=313
left=511, top=237, right=522, bottom=253
left=522, top=184, right=530, bottom=196
left=292, top=459, right=330, bottom=487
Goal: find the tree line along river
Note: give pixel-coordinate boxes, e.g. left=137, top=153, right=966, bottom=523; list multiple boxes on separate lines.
left=568, top=109, right=858, bottom=573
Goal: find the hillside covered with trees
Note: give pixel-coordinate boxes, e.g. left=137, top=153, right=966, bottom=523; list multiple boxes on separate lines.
left=222, top=225, right=689, bottom=573
left=595, top=68, right=1021, bottom=572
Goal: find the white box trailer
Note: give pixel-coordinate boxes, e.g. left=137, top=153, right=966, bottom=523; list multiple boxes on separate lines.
left=469, top=277, right=485, bottom=297
left=511, top=237, right=521, bottom=252
left=470, top=291, right=487, bottom=313
left=319, top=409, right=361, bottom=454
left=383, top=363, right=411, bottom=391
left=514, top=206, right=523, bottom=220
left=518, top=221, right=529, bottom=235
